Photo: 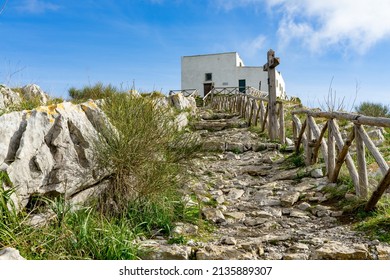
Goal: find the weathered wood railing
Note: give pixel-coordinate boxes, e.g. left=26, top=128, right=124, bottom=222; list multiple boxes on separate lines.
left=292, top=109, right=390, bottom=211
left=203, top=87, right=285, bottom=144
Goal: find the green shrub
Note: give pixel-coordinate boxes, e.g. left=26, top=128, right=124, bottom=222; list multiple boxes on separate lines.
left=355, top=102, right=389, bottom=117
left=69, top=83, right=118, bottom=102
left=94, top=92, right=200, bottom=217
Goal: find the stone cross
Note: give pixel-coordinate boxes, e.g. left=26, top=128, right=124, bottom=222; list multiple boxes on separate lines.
left=263, top=49, right=280, bottom=141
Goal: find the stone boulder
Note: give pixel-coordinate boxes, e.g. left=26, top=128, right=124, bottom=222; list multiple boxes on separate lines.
left=312, top=241, right=370, bottom=260
left=0, top=85, right=21, bottom=111
left=0, top=100, right=112, bottom=210
left=168, top=93, right=196, bottom=112
left=0, top=248, right=25, bottom=260
left=22, top=84, right=49, bottom=105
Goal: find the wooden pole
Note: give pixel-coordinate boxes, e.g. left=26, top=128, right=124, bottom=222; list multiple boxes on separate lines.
left=330, top=120, right=359, bottom=191
left=261, top=106, right=269, bottom=133
left=263, top=49, right=280, bottom=141
left=292, top=109, right=390, bottom=128
left=305, top=118, right=313, bottom=166
left=278, top=102, right=285, bottom=144
left=365, top=168, right=390, bottom=211
left=330, top=125, right=355, bottom=183
left=355, top=125, right=389, bottom=176
left=248, top=99, right=254, bottom=125
left=355, top=124, right=368, bottom=198
left=310, top=118, right=329, bottom=165
left=254, top=100, right=261, bottom=126
left=307, top=116, right=328, bottom=167
left=327, top=120, right=336, bottom=180
left=260, top=100, right=266, bottom=126
left=293, top=116, right=307, bottom=154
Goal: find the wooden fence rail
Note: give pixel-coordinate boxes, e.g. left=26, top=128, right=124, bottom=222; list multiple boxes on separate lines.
left=203, top=87, right=285, bottom=144
left=292, top=109, right=390, bottom=211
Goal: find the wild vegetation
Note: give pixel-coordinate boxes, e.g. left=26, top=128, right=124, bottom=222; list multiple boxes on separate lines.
left=0, top=83, right=204, bottom=259
left=355, top=102, right=389, bottom=118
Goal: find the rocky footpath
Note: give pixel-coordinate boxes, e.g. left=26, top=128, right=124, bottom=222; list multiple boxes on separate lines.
left=140, top=109, right=390, bottom=260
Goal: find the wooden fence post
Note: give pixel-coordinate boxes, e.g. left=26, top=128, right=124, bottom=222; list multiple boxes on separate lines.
left=365, top=168, right=390, bottom=211
left=330, top=120, right=359, bottom=192
left=355, top=124, right=368, bottom=198
left=307, top=116, right=329, bottom=169
left=327, top=120, right=336, bottom=180
left=355, top=125, right=389, bottom=176
left=305, top=117, right=313, bottom=166
left=263, top=49, right=280, bottom=141
left=278, top=102, right=285, bottom=144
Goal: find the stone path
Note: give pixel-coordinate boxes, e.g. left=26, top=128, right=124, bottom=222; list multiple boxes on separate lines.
left=140, top=109, right=390, bottom=260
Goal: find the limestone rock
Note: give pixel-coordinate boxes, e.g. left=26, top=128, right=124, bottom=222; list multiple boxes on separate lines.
left=280, top=191, right=300, bottom=207
left=168, top=93, right=196, bottom=112
left=310, top=168, right=323, bottom=178
left=0, top=101, right=112, bottom=210
left=283, top=253, right=308, bottom=260
left=289, top=209, right=309, bottom=219
left=225, top=211, right=245, bottom=220
left=244, top=218, right=267, bottom=227
left=202, top=207, right=226, bottom=223
left=221, top=236, right=237, bottom=245
left=0, top=85, right=21, bottom=111
left=196, top=245, right=253, bottom=260
left=175, top=112, right=189, bottom=131
left=226, top=188, right=245, bottom=200
left=298, top=202, right=311, bottom=211
left=313, top=241, right=369, bottom=260
left=376, top=245, right=390, bottom=260
left=172, top=223, right=198, bottom=235
left=240, top=165, right=272, bottom=176
left=0, top=248, right=25, bottom=260
left=139, top=243, right=192, bottom=260
left=22, top=84, right=49, bottom=105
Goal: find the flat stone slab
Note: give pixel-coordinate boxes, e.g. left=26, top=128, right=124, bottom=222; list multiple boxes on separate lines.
left=312, top=242, right=370, bottom=260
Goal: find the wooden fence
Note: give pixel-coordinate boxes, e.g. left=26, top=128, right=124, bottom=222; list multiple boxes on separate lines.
left=292, top=109, right=390, bottom=211
left=204, top=90, right=390, bottom=211
left=203, top=87, right=285, bottom=144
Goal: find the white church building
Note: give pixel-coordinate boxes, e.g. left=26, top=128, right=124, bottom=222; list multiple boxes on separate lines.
left=181, top=52, right=286, bottom=98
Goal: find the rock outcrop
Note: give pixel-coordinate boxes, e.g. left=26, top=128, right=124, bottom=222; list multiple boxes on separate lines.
left=0, top=85, right=21, bottom=111
left=0, top=100, right=112, bottom=210
left=0, top=84, right=50, bottom=112
left=21, top=84, right=49, bottom=105
left=0, top=88, right=198, bottom=212
left=168, top=93, right=196, bottom=112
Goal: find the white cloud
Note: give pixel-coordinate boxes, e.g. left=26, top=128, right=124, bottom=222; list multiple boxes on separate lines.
left=214, top=0, right=390, bottom=54
left=16, top=0, right=60, bottom=14
left=240, top=35, right=267, bottom=58
left=270, top=0, right=390, bottom=54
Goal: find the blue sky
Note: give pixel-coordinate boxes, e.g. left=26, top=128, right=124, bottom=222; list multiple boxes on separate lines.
left=1, top=0, right=390, bottom=108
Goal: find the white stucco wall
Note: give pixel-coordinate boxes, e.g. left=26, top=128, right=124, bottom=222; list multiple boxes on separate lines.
left=181, top=52, right=286, bottom=98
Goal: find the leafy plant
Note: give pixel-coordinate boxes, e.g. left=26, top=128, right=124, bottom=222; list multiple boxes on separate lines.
left=355, top=102, right=389, bottom=117
left=94, top=91, right=200, bottom=216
